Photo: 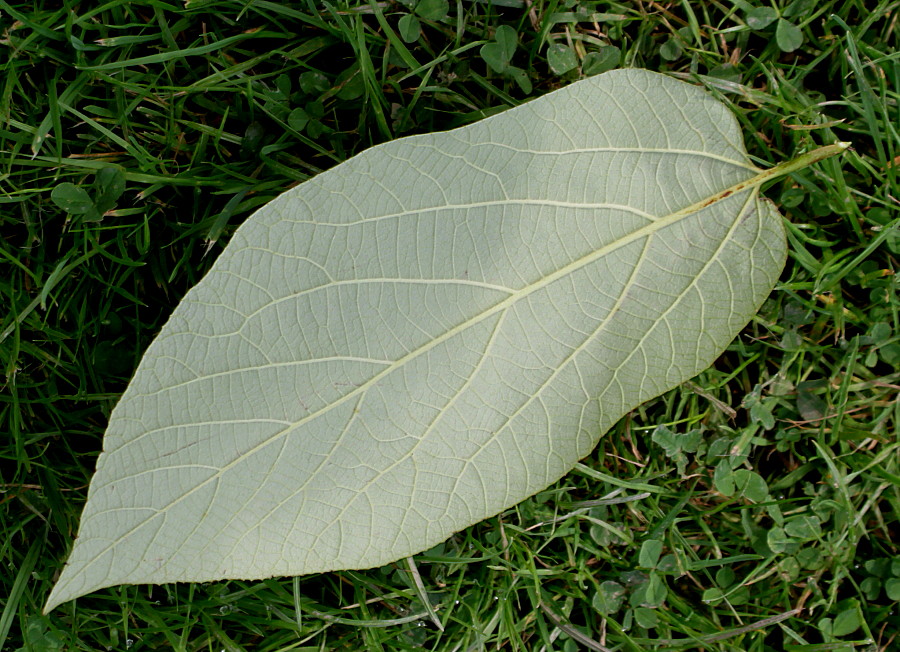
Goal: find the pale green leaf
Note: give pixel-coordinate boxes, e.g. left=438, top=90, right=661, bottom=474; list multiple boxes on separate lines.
left=641, top=572, right=668, bottom=607
left=397, top=14, right=421, bottom=43
left=592, top=580, right=626, bottom=615
left=46, top=69, right=791, bottom=612
left=784, top=515, right=822, bottom=540
left=494, top=24, right=518, bottom=62
left=93, top=166, right=126, bottom=214
left=732, top=469, right=769, bottom=502
left=414, top=0, right=448, bottom=21
left=746, top=7, right=778, bottom=30
left=480, top=26, right=517, bottom=74
left=767, top=526, right=792, bottom=554
left=582, top=46, right=620, bottom=76
left=547, top=42, right=578, bottom=74
left=507, top=66, right=533, bottom=94
left=885, top=578, right=900, bottom=601
left=287, top=107, right=309, bottom=132
left=480, top=42, right=510, bottom=73
left=714, top=459, right=736, bottom=496
left=639, top=539, right=663, bottom=568
left=776, top=18, right=803, bottom=52
left=831, top=602, right=862, bottom=636
left=50, top=182, right=94, bottom=214
left=659, top=37, right=682, bottom=61
left=634, top=606, right=659, bottom=628
left=702, top=587, right=725, bottom=605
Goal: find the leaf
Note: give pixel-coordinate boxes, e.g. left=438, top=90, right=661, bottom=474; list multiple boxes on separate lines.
left=716, top=567, right=735, bottom=587
left=651, top=425, right=702, bottom=457
left=480, top=43, right=510, bottom=73
left=50, top=182, right=94, bottom=215
left=659, top=37, right=682, bottom=61
left=746, top=7, right=778, bottom=30
left=592, top=580, right=626, bottom=615
left=240, top=121, right=265, bottom=156
left=714, top=460, right=736, bottom=495
left=17, top=616, right=67, bottom=652
left=298, top=71, right=329, bottom=95
left=46, top=69, right=793, bottom=612
left=506, top=66, right=533, bottom=94
left=639, top=539, right=663, bottom=568
left=93, top=166, right=126, bottom=214
left=397, top=14, right=421, bottom=43
left=732, top=469, right=769, bottom=502
left=869, top=322, right=892, bottom=344
left=885, top=578, right=900, bottom=601
left=860, top=577, right=881, bottom=600
left=633, top=606, right=658, bottom=628
left=414, top=0, right=448, bottom=21
left=651, top=424, right=701, bottom=477
left=287, top=107, right=309, bottom=132
left=582, top=46, right=620, bottom=76
left=275, top=74, right=291, bottom=97
left=776, top=18, right=803, bottom=52
left=831, top=602, right=861, bottom=636
left=880, top=342, right=900, bottom=366
left=480, top=25, right=517, bottom=74
left=702, top=587, right=725, bottom=605
left=767, top=526, right=792, bottom=554
left=797, top=546, right=824, bottom=570
left=797, top=386, right=826, bottom=421
left=784, top=515, right=822, bottom=540
left=494, top=24, right=517, bottom=62
left=547, top=43, right=578, bottom=74
left=335, top=67, right=365, bottom=101
left=783, top=0, right=816, bottom=18
left=641, top=572, right=667, bottom=607
left=707, top=63, right=741, bottom=84
left=864, top=558, right=891, bottom=577
left=749, top=400, right=775, bottom=429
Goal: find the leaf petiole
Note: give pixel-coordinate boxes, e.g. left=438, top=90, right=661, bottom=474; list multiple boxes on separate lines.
left=686, top=142, right=852, bottom=215
left=760, top=141, right=852, bottom=182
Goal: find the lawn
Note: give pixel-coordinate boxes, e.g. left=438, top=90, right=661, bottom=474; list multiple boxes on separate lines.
left=1, top=0, right=898, bottom=650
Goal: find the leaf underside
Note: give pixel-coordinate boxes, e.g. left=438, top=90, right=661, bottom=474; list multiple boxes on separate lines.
left=46, top=69, right=786, bottom=612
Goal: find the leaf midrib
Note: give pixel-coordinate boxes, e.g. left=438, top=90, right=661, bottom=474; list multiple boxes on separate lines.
left=200, top=165, right=771, bottom=457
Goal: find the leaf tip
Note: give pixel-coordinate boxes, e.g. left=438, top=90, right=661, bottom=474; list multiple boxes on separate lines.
left=42, top=591, right=63, bottom=615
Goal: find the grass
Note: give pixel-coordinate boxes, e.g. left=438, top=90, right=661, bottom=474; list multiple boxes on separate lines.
left=1, top=0, right=898, bottom=649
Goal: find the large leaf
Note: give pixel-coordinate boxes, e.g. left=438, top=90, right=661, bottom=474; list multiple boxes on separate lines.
left=47, top=69, right=791, bottom=611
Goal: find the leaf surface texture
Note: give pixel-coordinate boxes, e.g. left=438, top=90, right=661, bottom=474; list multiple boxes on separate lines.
left=47, top=69, right=786, bottom=611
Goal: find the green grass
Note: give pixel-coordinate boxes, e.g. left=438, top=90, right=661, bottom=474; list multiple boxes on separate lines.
left=1, top=0, right=898, bottom=649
